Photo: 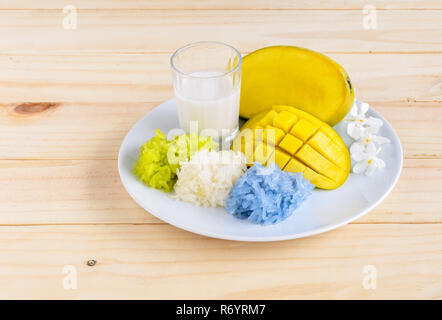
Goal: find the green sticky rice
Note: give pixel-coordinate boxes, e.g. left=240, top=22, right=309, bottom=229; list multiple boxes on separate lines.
left=133, top=129, right=217, bottom=192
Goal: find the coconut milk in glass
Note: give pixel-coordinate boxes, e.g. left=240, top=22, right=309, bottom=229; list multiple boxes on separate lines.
left=170, top=42, right=242, bottom=147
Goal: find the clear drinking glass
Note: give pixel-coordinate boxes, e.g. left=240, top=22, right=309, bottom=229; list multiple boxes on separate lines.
left=170, top=41, right=242, bottom=147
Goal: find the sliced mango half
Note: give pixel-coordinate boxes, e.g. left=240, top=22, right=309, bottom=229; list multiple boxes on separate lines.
left=232, top=105, right=351, bottom=189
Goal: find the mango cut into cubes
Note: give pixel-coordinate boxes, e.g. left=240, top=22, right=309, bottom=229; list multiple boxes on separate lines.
left=232, top=105, right=351, bottom=189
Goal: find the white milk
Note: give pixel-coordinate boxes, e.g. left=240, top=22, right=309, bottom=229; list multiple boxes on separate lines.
left=175, top=71, right=240, bottom=141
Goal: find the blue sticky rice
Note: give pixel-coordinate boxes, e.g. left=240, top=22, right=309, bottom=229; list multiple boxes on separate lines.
left=225, top=162, right=314, bottom=225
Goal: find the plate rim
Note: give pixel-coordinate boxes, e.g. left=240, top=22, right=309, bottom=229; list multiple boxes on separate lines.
left=118, top=99, right=403, bottom=242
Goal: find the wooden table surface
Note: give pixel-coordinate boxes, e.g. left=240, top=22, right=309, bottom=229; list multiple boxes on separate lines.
left=0, top=0, right=441, bottom=299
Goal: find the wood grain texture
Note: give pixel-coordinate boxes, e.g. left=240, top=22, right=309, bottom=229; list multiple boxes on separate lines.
left=1, top=102, right=441, bottom=160
left=0, top=224, right=440, bottom=299
left=0, top=159, right=440, bottom=225
left=0, top=53, right=440, bottom=103
left=1, top=1, right=441, bottom=299
left=3, top=0, right=442, bottom=10
left=0, top=10, right=441, bottom=53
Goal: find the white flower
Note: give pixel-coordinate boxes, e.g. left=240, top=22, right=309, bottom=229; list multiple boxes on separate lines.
left=346, top=100, right=383, bottom=139
left=350, top=133, right=390, bottom=161
left=352, top=147, right=386, bottom=176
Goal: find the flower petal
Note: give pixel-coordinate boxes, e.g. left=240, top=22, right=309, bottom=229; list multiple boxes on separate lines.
left=353, top=160, right=368, bottom=174
left=365, top=164, right=376, bottom=176
left=360, top=102, right=370, bottom=115
left=375, top=158, right=386, bottom=169
left=365, top=116, right=383, bottom=130
left=365, top=142, right=378, bottom=156
left=350, top=141, right=364, bottom=154
left=352, top=152, right=367, bottom=162
left=349, top=106, right=358, bottom=117
left=350, top=143, right=367, bottom=162
left=347, top=122, right=364, bottom=140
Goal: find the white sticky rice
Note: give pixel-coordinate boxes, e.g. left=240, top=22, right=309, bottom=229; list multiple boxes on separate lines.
left=173, top=149, right=247, bottom=207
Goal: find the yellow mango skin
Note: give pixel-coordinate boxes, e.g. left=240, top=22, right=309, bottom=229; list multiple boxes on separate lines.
left=240, top=46, right=355, bottom=126
left=233, top=106, right=351, bottom=190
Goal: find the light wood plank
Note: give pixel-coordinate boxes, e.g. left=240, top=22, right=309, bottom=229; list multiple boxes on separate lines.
left=0, top=159, right=157, bottom=225
left=0, top=53, right=440, bottom=103
left=0, top=10, right=441, bottom=53
left=0, top=224, right=440, bottom=299
left=0, top=0, right=439, bottom=301
left=359, top=159, right=442, bottom=223
left=1, top=102, right=440, bottom=160
left=0, top=102, right=153, bottom=160
left=375, top=102, right=442, bottom=159
left=0, top=159, right=440, bottom=225
left=2, top=0, right=442, bottom=10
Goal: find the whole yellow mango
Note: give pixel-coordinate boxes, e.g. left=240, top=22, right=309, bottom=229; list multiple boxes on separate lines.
left=232, top=106, right=351, bottom=189
left=240, top=46, right=354, bottom=126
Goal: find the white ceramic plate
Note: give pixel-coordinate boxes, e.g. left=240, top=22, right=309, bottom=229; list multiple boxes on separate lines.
left=118, top=99, right=403, bottom=241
